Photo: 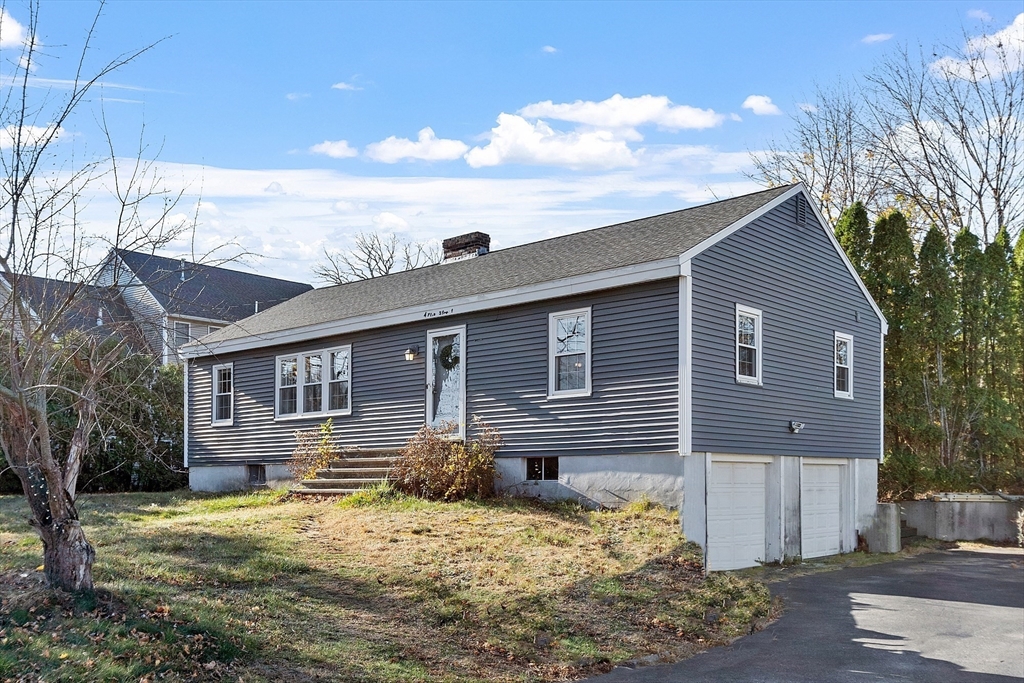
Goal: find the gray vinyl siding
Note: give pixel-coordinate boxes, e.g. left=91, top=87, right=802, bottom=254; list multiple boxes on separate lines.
left=690, top=195, right=882, bottom=459
left=97, top=256, right=166, bottom=356
left=187, top=280, right=679, bottom=466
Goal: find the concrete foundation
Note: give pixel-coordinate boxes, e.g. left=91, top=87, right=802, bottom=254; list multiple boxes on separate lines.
left=188, top=464, right=293, bottom=492
left=862, top=502, right=901, bottom=553
left=902, top=499, right=1021, bottom=542
left=495, top=454, right=683, bottom=508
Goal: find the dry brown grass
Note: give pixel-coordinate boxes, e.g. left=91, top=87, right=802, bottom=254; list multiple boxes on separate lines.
left=0, top=491, right=772, bottom=682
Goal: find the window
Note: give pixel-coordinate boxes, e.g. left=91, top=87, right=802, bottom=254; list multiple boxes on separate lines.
left=247, top=464, right=266, bottom=487
left=736, top=304, right=763, bottom=385
left=276, top=346, right=352, bottom=418
left=526, top=457, right=559, bottom=481
left=549, top=308, right=591, bottom=397
left=172, top=321, right=190, bottom=349
left=278, top=357, right=298, bottom=415
left=834, top=332, right=853, bottom=399
left=328, top=348, right=351, bottom=412
left=212, top=363, right=233, bottom=425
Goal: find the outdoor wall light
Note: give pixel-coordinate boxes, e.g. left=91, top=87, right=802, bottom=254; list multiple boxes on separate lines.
left=789, top=421, right=805, bottom=434
left=404, top=346, right=418, bottom=361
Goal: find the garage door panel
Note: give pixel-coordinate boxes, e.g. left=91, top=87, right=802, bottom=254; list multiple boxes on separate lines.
left=707, top=462, right=766, bottom=571
left=802, top=464, right=843, bottom=559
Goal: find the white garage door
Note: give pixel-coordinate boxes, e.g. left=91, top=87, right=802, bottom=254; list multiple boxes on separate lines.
left=801, top=464, right=843, bottom=558
left=707, top=461, right=766, bottom=571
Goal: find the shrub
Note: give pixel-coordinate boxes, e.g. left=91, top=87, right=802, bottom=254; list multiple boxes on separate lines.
left=393, top=417, right=502, bottom=500
left=288, top=418, right=337, bottom=481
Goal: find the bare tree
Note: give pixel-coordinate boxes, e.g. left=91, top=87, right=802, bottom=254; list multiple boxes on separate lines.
left=752, top=27, right=1024, bottom=244
left=314, top=231, right=442, bottom=285
left=751, top=82, right=889, bottom=224
left=0, top=3, right=194, bottom=591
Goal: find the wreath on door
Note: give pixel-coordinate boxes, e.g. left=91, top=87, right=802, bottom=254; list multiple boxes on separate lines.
left=439, top=343, right=460, bottom=371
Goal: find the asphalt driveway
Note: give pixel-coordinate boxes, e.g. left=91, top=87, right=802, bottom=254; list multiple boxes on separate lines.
left=591, top=548, right=1024, bottom=683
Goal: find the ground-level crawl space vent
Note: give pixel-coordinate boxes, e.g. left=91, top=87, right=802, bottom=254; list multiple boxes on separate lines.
left=247, top=464, right=267, bottom=487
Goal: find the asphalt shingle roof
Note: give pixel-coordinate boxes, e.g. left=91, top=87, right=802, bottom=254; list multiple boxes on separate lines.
left=3, top=273, right=135, bottom=337
left=115, top=250, right=312, bottom=322
left=202, top=184, right=795, bottom=345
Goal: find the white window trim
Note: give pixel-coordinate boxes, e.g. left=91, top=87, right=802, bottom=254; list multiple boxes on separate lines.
left=735, top=304, right=763, bottom=386
left=274, top=345, right=353, bottom=420
left=834, top=332, right=854, bottom=400
left=426, top=325, right=468, bottom=439
left=548, top=307, right=593, bottom=398
left=211, top=362, right=234, bottom=426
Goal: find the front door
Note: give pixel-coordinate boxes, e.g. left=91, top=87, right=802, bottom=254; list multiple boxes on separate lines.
left=426, top=326, right=465, bottom=437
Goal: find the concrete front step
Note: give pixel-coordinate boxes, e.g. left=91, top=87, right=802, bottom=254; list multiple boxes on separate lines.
left=290, top=487, right=368, bottom=496
left=329, top=457, right=398, bottom=469
left=299, top=477, right=393, bottom=489
left=315, top=467, right=393, bottom=479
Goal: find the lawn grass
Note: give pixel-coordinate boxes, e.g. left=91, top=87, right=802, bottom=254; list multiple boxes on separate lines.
left=0, top=490, right=773, bottom=682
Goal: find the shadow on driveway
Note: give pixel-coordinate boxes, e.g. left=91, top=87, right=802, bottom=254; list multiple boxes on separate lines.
left=590, top=549, right=1024, bottom=683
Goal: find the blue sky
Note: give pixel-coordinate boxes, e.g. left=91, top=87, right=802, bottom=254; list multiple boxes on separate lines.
left=17, top=1, right=1024, bottom=281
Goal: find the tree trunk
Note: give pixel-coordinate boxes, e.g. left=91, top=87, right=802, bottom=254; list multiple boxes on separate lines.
left=36, top=518, right=95, bottom=592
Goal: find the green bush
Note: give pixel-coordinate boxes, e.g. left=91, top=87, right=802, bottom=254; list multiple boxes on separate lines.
left=392, top=417, right=501, bottom=500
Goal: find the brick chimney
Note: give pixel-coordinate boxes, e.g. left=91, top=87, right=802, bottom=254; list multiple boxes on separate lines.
left=442, top=232, right=490, bottom=261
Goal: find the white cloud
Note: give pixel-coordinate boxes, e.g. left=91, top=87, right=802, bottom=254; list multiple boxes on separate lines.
left=371, top=211, right=409, bottom=231
left=797, top=103, right=818, bottom=114
left=464, top=113, right=638, bottom=169
left=542, top=45, right=558, bottom=53
left=931, top=13, right=1024, bottom=79
left=0, top=124, right=62, bottom=148
left=741, top=95, right=783, bottom=116
left=519, top=93, right=726, bottom=132
left=0, top=9, right=28, bottom=49
left=862, top=33, right=895, bottom=44
left=286, top=92, right=310, bottom=101
left=365, top=127, right=469, bottom=163
left=264, top=181, right=285, bottom=194
left=967, top=9, right=992, bottom=21
left=331, top=81, right=361, bottom=91
left=309, top=139, right=359, bottom=158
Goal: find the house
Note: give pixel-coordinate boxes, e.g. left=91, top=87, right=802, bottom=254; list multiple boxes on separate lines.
left=96, top=249, right=313, bottom=364
left=0, top=273, right=137, bottom=341
left=181, top=184, right=887, bottom=570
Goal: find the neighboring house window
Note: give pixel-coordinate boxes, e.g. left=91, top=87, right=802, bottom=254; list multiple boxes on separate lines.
left=173, top=321, right=190, bottom=349
left=276, top=346, right=353, bottom=418
left=834, top=332, right=853, bottom=399
left=736, top=304, right=763, bottom=385
left=548, top=307, right=591, bottom=397
left=212, top=363, right=233, bottom=425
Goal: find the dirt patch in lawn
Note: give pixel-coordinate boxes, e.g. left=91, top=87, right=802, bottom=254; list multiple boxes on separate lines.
left=0, top=491, right=773, bottom=682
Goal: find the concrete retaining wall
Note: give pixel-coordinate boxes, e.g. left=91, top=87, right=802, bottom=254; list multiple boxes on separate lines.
left=902, top=499, right=1021, bottom=542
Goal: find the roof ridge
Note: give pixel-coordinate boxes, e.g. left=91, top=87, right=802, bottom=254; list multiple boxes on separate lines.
left=115, top=248, right=311, bottom=287
left=315, top=183, right=797, bottom=294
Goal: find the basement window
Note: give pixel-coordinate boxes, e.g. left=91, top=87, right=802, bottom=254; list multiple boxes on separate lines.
left=247, top=464, right=267, bottom=487
left=526, top=457, right=559, bottom=481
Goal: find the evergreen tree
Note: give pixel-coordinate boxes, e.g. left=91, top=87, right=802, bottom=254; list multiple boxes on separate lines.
left=834, top=202, right=872, bottom=276
left=868, top=211, right=920, bottom=454
left=979, top=227, right=1020, bottom=471
left=915, top=226, right=957, bottom=465
left=951, top=228, right=986, bottom=465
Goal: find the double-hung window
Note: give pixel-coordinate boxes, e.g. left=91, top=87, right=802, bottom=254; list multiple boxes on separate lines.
left=549, top=307, right=591, bottom=397
left=212, top=363, right=233, bottom=425
left=277, top=346, right=352, bottom=418
left=736, top=304, right=763, bottom=385
left=834, top=332, right=853, bottom=399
